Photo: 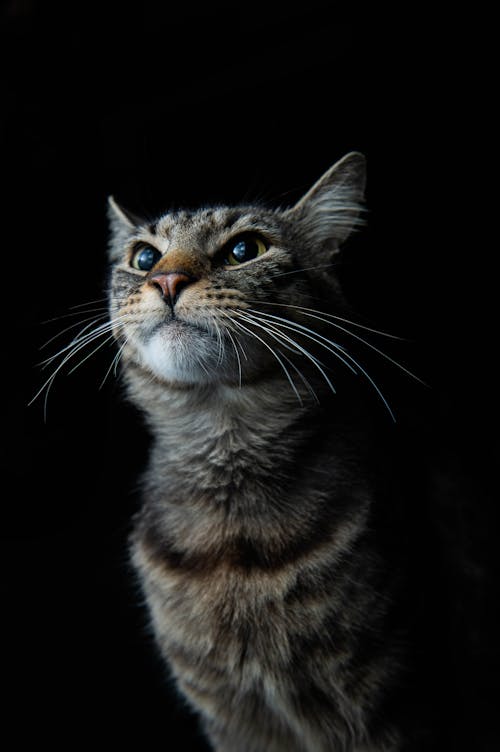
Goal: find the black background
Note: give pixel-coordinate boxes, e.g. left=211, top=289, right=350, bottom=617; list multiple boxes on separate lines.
left=2, top=3, right=496, bottom=749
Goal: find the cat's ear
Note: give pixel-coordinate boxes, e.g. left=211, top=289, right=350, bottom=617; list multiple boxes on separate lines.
left=107, top=196, right=142, bottom=261
left=286, top=152, right=366, bottom=250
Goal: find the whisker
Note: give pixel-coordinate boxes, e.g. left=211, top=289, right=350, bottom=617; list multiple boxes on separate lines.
left=233, top=329, right=249, bottom=362
left=100, top=335, right=130, bottom=389
left=227, top=316, right=303, bottom=404
left=238, top=311, right=325, bottom=364
left=291, top=307, right=424, bottom=384
left=246, top=300, right=424, bottom=390
left=39, top=313, right=109, bottom=350
left=224, top=324, right=243, bottom=388
left=30, top=313, right=133, bottom=416
left=270, top=263, right=339, bottom=279
left=212, top=317, right=225, bottom=368
left=219, top=310, right=246, bottom=387
left=67, top=333, right=117, bottom=375
left=244, top=309, right=355, bottom=376
left=31, top=329, right=114, bottom=409
left=218, top=309, right=249, bottom=363
left=333, top=343, right=396, bottom=422
left=40, top=307, right=109, bottom=325
left=245, top=309, right=396, bottom=420
left=279, top=350, right=320, bottom=404
left=39, top=314, right=131, bottom=367
left=251, top=310, right=358, bottom=374
left=245, top=300, right=405, bottom=340
left=69, top=297, right=109, bottom=310
left=114, top=338, right=129, bottom=377
left=235, top=310, right=336, bottom=397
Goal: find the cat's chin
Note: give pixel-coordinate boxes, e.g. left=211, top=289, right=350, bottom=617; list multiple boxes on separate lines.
left=136, top=320, right=223, bottom=385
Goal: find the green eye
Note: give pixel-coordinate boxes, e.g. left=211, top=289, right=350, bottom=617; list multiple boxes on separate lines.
left=225, top=234, right=268, bottom=266
left=131, top=245, right=162, bottom=271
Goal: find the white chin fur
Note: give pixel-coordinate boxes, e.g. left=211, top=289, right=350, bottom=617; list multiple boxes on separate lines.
left=137, top=325, right=214, bottom=384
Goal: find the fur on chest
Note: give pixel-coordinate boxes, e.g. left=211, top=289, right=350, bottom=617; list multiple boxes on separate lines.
left=131, top=519, right=397, bottom=751
left=131, top=497, right=374, bottom=675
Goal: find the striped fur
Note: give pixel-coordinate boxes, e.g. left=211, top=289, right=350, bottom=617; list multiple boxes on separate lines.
left=107, top=154, right=425, bottom=750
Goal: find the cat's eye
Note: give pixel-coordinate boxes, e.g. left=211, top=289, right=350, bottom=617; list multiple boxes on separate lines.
left=131, top=245, right=162, bottom=271
left=225, top=234, right=268, bottom=266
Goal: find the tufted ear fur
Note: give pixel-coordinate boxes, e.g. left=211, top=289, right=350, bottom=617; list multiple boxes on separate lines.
left=286, top=152, right=366, bottom=252
left=107, top=196, right=143, bottom=261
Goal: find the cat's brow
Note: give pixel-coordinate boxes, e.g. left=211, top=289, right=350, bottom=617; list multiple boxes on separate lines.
left=219, top=209, right=246, bottom=230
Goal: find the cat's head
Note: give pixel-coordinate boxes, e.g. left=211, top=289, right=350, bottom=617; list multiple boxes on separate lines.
left=107, top=152, right=366, bottom=391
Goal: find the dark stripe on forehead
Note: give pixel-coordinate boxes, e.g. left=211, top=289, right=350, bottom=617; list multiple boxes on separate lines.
left=221, top=209, right=245, bottom=230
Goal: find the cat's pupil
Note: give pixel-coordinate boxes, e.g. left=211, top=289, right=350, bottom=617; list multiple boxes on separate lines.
left=232, top=239, right=257, bottom=262
left=133, top=246, right=162, bottom=271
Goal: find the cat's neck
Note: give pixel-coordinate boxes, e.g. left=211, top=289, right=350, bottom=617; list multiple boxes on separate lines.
left=124, top=362, right=311, bottom=445
left=124, top=359, right=372, bottom=444
left=127, top=360, right=374, bottom=568
left=123, top=361, right=373, bottom=504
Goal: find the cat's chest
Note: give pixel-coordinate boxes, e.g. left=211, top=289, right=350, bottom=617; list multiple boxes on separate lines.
left=148, top=405, right=302, bottom=503
left=134, top=532, right=297, bottom=668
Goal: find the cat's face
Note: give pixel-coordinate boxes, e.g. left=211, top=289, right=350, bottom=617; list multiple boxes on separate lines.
left=107, top=153, right=366, bottom=388
left=109, top=206, right=304, bottom=385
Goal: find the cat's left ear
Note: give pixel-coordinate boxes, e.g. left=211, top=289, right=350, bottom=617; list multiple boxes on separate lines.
left=107, top=196, right=143, bottom=261
left=286, top=152, right=366, bottom=251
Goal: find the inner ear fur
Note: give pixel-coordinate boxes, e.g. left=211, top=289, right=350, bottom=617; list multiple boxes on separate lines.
left=286, top=152, right=367, bottom=248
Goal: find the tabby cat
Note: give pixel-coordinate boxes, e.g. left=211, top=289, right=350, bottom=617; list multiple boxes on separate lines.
left=106, top=153, right=442, bottom=751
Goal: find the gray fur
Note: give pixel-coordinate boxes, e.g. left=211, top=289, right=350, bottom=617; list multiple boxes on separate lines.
left=106, top=153, right=416, bottom=751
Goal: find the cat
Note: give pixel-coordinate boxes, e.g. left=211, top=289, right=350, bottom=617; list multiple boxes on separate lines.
left=105, top=153, right=458, bottom=751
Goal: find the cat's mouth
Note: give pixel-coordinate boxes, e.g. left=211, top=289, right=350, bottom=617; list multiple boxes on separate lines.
left=146, top=316, right=207, bottom=338
left=135, top=314, right=223, bottom=385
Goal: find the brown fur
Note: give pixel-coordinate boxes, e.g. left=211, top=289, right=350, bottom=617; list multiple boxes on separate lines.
left=106, top=154, right=426, bottom=750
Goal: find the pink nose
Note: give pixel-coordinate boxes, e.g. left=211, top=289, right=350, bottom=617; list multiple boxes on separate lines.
left=149, top=272, right=194, bottom=305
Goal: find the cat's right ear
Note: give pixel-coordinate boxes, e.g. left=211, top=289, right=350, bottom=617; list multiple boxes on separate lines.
left=107, top=196, right=142, bottom=261
left=285, top=152, right=366, bottom=252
